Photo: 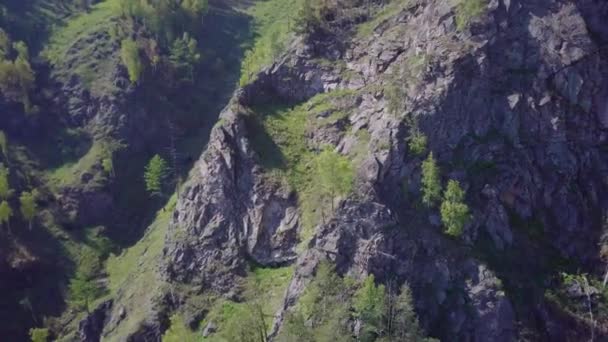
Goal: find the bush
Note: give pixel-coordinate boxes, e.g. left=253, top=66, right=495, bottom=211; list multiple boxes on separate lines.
left=29, top=328, right=49, bottom=342
left=440, top=180, right=470, bottom=236
left=408, top=131, right=427, bottom=156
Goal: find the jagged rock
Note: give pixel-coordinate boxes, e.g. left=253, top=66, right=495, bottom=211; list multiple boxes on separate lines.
left=78, top=300, right=113, bottom=342
left=202, top=321, right=216, bottom=337
left=162, top=103, right=300, bottom=293
left=107, top=0, right=608, bottom=340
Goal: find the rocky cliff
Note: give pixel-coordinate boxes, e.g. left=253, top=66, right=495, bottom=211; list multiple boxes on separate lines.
left=148, top=0, right=608, bottom=340
left=3, top=0, right=607, bottom=341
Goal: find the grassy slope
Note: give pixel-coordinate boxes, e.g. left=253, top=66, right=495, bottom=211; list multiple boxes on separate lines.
left=238, top=0, right=303, bottom=86
left=101, top=195, right=176, bottom=341
left=199, top=266, right=294, bottom=341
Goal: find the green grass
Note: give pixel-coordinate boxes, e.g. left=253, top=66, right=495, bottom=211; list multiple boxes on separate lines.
left=357, top=0, right=413, bottom=37
left=46, top=138, right=122, bottom=189
left=250, top=90, right=358, bottom=244
left=43, top=0, right=119, bottom=66
left=42, top=0, right=121, bottom=95
left=102, top=195, right=176, bottom=341
left=454, top=0, right=486, bottom=31
left=200, top=265, right=294, bottom=341
left=239, top=0, right=304, bottom=86
left=162, top=314, right=200, bottom=342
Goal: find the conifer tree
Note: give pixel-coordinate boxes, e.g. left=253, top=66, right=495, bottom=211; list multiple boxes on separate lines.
left=144, top=154, right=169, bottom=197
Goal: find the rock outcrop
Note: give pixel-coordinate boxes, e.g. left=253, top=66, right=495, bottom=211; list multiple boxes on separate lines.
left=106, top=0, right=608, bottom=340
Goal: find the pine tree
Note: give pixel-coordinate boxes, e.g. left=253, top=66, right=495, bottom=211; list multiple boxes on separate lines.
left=354, top=275, right=385, bottom=341
left=0, top=200, right=13, bottom=233
left=441, top=180, right=471, bottom=236
left=69, top=272, right=99, bottom=313
left=144, top=154, right=169, bottom=197
left=421, top=152, right=441, bottom=207
left=0, top=165, right=12, bottom=199
left=0, top=130, right=8, bottom=161
left=169, top=33, right=200, bottom=81
left=20, top=190, right=37, bottom=230
left=440, top=180, right=470, bottom=237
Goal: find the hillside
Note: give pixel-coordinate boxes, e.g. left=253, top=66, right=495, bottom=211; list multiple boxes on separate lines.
left=0, top=0, right=607, bottom=341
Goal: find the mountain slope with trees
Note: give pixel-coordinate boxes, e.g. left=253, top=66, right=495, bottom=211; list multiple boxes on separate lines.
left=1, top=0, right=607, bottom=341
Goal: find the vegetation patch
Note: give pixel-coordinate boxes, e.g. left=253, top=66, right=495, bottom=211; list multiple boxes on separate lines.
left=200, top=265, right=294, bottom=341
left=250, top=91, right=356, bottom=245
left=239, top=0, right=304, bottom=86
left=454, top=0, right=486, bottom=31
left=43, top=0, right=119, bottom=66
left=357, top=0, right=414, bottom=38
left=103, top=195, right=176, bottom=340
left=46, top=138, right=123, bottom=189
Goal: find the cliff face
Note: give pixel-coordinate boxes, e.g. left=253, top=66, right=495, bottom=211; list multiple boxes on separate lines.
left=151, top=0, right=608, bottom=340
left=3, top=0, right=604, bottom=340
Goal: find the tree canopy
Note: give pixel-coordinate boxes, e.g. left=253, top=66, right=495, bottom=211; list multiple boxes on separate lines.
left=441, top=180, right=470, bottom=237
left=421, top=152, right=441, bottom=207
left=144, top=154, right=169, bottom=197
left=20, top=190, right=37, bottom=230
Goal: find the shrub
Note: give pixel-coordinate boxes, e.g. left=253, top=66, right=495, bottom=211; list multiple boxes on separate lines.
left=408, top=131, right=427, bottom=156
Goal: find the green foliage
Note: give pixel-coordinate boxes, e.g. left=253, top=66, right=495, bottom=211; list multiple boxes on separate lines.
left=121, top=38, right=143, bottom=83
left=280, top=261, right=434, bottom=342
left=118, top=0, right=208, bottom=43
left=294, top=0, right=321, bottom=34
left=454, top=0, right=486, bottom=31
left=239, top=0, right=302, bottom=86
left=0, top=200, right=11, bottom=232
left=19, top=190, right=38, bottom=230
left=353, top=275, right=385, bottom=341
left=0, top=34, right=36, bottom=112
left=0, top=130, right=8, bottom=160
left=162, top=314, right=199, bottom=342
left=202, top=266, right=293, bottom=341
left=102, top=157, right=114, bottom=177
left=0, top=165, right=11, bottom=199
left=289, top=261, right=352, bottom=342
left=69, top=271, right=100, bottom=313
left=316, top=147, right=354, bottom=209
left=421, top=152, right=441, bottom=207
left=144, top=154, right=169, bottom=197
left=251, top=91, right=357, bottom=244
left=440, top=180, right=470, bottom=237
left=386, top=284, right=430, bottom=341
left=357, top=0, right=413, bottom=37
left=29, top=328, right=49, bottom=342
left=408, top=131, right=427, bottom=156
left=169, top=32, right=200, bottom=81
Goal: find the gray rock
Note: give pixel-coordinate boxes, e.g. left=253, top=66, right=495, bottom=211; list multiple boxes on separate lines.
left=202, top=321, right=217, bottom=337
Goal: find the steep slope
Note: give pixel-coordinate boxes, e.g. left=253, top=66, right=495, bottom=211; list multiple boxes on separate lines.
left=131, top=0, right=608, bottom=341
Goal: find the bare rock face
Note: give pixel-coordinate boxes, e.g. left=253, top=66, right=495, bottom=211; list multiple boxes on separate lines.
left=162, top=102, right=300, bottom=293
left=78, top=300, right=113, bottom=342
